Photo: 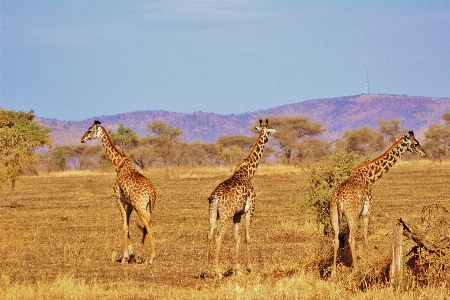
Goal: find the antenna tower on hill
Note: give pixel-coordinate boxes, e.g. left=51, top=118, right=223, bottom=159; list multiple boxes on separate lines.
left=365, top=69, right=370, bottom=95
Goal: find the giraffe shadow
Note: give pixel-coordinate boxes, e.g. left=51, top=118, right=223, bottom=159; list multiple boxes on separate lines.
left=198, top=267, right=238, bottom=279
left=114, top=256, right=147, bottom=264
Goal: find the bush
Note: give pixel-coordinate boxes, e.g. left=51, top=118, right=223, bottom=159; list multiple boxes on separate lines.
left=301, top=151, right=371, bottom=233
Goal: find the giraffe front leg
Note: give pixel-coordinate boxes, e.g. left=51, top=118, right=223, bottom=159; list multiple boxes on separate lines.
left=115, top=189, right=132, bottom=264
left=119, top=207, right=131, bottom=263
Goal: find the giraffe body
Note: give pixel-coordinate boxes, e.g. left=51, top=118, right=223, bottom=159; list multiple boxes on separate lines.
left=81, top=120, right=156, bottom=264
left=203, top=120, right=275, bottom=278
left=329, top=131, right=427, bottom=276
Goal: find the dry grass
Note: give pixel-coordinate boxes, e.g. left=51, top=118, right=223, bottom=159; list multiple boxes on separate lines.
left=0, top=160, right=449, bottom=299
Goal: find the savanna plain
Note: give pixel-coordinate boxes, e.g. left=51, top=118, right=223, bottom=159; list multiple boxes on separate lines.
left=1, top=161, right=449, bottom=299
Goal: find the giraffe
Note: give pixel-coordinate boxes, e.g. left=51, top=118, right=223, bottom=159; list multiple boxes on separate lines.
left=81, top=120, right=157, bottom=264
left=202, top=119, right=276, bottom=278
left=329, top=131, right=427, bottom=276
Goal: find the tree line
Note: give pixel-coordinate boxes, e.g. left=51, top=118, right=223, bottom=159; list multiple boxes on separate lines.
left=1, top=108, right=450, bottom=190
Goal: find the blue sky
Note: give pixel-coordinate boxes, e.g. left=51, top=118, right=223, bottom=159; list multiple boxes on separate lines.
left=1, top=1, right=449, bottom=121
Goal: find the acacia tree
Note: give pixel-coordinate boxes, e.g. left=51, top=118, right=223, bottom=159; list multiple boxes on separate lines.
left=424, top=113, right=450, bottom=161
left=215, top=135, right=255, bottom=167
left=108, top=124, right=138, bottom=149
left=377, top=118, right=407, bottom=143
left=0, top=109, right=52, bottom=192
left=146, top=120, right=183, bottom=165
left=266, top=115, right=326, bottom=164
left=340, top=126, right=385, bottom=156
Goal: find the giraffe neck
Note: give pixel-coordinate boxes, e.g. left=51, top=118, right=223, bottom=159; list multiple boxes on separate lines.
left=351, top=138, right=407, bottom=184
left=98, top=126, right=127, bottom=171
left=233, top=131, right=267, bottom=180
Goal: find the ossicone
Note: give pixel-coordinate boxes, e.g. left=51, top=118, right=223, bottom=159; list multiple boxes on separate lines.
left=94, top=120, right=101, bottom=125
left=408, top=130, right=414, bottom=136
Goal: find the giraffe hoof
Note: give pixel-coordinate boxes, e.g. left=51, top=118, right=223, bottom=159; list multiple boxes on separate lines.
left=247, top=264, right=253, bottom=274
left=147, top=254, right=156, bottom=264
left=121, top=258, right=130, bottom=264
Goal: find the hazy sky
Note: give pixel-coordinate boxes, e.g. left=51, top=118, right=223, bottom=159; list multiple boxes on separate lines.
left=1, top=1, right=449, bottom=121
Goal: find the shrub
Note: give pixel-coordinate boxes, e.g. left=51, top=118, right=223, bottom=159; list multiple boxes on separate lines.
left=301, top=151, right=371, bottom=233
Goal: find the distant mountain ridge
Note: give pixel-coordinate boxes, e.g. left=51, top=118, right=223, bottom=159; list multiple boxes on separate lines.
left=36, top=94, right=450, bottom=145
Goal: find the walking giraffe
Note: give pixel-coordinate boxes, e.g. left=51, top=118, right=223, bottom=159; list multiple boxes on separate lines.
left=81, top=120, right=157, bottom=264
left=329, top=131, right=427, bottom=276
left=202, top=119, right=276, bottom=278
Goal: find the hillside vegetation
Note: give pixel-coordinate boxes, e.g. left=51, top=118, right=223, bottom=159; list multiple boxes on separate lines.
left=37, top=94, right=450, bottom=145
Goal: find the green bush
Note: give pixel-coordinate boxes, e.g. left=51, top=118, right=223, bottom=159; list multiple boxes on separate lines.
left=301, top=151, right=371, bottom=233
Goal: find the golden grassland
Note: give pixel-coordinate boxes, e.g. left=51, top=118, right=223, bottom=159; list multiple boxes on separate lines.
left=0, top=160, right=449, bottom=299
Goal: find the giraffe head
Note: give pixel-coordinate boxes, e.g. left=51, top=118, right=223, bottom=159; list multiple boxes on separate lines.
left=255, top=119, right=276, bottom=143
left=402, top=131, right=427, bottom=157
left=81, top=120, right=103, bottom=143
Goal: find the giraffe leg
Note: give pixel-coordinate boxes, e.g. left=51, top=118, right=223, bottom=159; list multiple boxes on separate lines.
left=214, top=219, right=227, bottom=278
left=202, top=197, right=218, bottom=277
left=244, top=211, right=253, bottom=273
left=125, top=204, right=135, bottom=259
left=136, top=208, right=156, bottom=264
left=348, top=223, right=357, bottom=273
left=363, top=215, right=369, bottom=265
left=330, top=199, right=339, bottom=277
left=233, top=214, right=242, bottom=276
left=115, top=195, right=131, bottom=263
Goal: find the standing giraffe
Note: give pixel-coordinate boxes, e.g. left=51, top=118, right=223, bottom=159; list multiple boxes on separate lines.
left=203, top=119, right=276, bottom=278
left=81, top=120, right=156, bottom=264
left=329, top=131, right=427, bottom=276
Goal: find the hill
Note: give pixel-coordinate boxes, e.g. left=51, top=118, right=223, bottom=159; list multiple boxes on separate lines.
left=36, top=94, right=450, bottom=145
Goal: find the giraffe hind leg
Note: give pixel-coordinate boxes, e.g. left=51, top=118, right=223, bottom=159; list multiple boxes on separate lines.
left=125, top=204, right=135, bottom=259
left=244, top=211, right=253, bottom=273
left=330, top=200, right=340, bottom=277
left=214, top=220, right=227, bottom=278
left=202, top=197, right=218, bottom=277
left=233, top=214, right=242, bottom=276
left=136, top=208, right=155, bottom=264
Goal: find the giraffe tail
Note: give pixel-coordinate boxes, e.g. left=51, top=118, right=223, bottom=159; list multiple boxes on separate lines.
left=137, top=223, right=147, bottom=235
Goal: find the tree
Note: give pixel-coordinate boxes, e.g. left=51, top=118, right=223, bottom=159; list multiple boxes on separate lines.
left=423, top=112, right=450, bottom=161
left=215, top=135, right=255, bottom=168
left=0, top=109, right=52, bottom=192
left=108, top=124, right=138, bottom=149
left=266, top=115, right=326, bottom=164
left=443, top=113, right=450, bottom=123
left=423, top=113, right=450, bottom=162
left=146, top=120, right=183, bottom=165
left=341, top=126, right=385, bottom=156
left=377, top=119, right=407, bottom=143
left=216, top=135, right=255, bottom=151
